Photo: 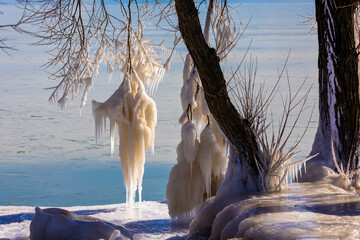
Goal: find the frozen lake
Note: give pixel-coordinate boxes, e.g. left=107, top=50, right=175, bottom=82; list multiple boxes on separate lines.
left=0, top=1, right=318, bottom=206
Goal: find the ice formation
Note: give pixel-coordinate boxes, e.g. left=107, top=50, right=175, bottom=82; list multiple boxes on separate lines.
left=167, top=51, right=230, bottom=217
left=89, top=27, right=174, bottom=204
left=197, top=124, right=228, bottom=198
left=167, top=109, right=229, bottom=217
left=167, top=1, right=232, bottom=217
left=166, top=139, right=205, bottom=218
left=189, top=169, right=360, bottom=240
left=181, top=121, right=200, bottom=174
left=213, top=4, right=237, bottom=60
left=93, top=72, right=157, bottom=204
left=30, top=207, right=132, bottom=240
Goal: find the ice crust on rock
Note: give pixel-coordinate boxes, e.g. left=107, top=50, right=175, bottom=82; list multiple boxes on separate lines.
left=0, top=202, right=187, bottom=240
left=30, top=207, right=132, bottom=240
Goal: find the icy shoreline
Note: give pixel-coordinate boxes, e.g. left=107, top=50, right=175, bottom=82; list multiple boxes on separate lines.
left=2, top=175, right=360, bottom=240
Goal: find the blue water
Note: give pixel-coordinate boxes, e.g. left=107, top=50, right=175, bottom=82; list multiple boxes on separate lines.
left=0, top=161, right=173, bottom=207
left=0, top=2, right=318, bottom=206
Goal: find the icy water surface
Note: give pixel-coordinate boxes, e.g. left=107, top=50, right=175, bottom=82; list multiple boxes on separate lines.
left=0, top=1, right=318, bottom=206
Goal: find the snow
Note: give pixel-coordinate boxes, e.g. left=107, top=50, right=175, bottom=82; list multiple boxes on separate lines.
left=0, top=202, right=188, bottom=240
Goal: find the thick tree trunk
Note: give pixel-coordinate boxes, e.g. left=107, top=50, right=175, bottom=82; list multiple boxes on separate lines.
left=174, top=0, right=261, bottom=180
left=309, top=0, right=360, bottom=171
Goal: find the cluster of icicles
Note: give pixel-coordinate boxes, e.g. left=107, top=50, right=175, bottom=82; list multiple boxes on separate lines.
left=166, top=55, right=229, bottom=218
left=93, top=72, right=157, bottom=204
left=92, top=33, right=172, bottom=204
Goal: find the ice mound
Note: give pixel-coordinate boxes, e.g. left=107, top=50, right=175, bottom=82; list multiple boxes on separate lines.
left=189, top=169, right=360, bottom=239
left=30, top=207, right=132, bottom=240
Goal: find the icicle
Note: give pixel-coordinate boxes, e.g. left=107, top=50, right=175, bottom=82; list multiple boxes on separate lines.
left=80, top=77, right=93, bottom=111
left=181, top=121, right=200, bottom=175
left=197, top=124, right=228, bottom=198
left=92, top=100, right=107, bottom=142
left=110, top=118, right=116, bottom=157
left=200, top=90, right=210, bottom=116
left=104, top=55, right=114, bottom=83
left=109, top=230, right=121, bottom=240
left=209, top=114, right=227, bottom=151
left=181, top=54, right=193, bottom=110
left=185, top=74, right=197, bottom=108
left=197, top=127, right=215, bottom=198
left=166, top=141, right=205, bottom=218
left=178, top=110, right=188, bottom=125
left=93, top=43, right=106, bottom=76
left=163, top=54, right=172, bottom=73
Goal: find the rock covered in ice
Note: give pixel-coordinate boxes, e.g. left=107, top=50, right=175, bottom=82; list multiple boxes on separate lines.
left=30, top=207, right=132, bottom=240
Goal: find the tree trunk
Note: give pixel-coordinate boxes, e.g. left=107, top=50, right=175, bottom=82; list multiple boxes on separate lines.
left=309, top=0, right=360, bottom=171
left=174, top=0, right=261, bottom=182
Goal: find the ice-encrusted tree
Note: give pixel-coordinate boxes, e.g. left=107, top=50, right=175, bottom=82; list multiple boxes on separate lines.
left=304, top=0, right=360, bottom=180
left=174, top=0, right=313, bottom=198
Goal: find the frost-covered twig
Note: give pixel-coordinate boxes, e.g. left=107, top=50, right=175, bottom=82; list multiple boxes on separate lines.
left=331, top=137, right=360, bottom=191
left=16, top=0, right=174, bottom=107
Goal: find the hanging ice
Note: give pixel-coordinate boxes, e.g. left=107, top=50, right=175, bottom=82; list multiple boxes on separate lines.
left=197, top=124, right=228, bottom=198
left=166, top=141, right=205, bottom=218
left=92, top=72, right=157, bottom=204
left=181, top=121, right=200, bottom=174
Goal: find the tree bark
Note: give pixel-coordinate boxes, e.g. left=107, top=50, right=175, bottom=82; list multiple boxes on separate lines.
left=309, top=0, right=360, bottom=171
left=174, top=0, right=261, bottom=176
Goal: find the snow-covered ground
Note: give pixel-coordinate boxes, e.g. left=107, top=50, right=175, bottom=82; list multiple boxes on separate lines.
left=0, top=201, right=188, bottom=240
left=2, top=177, right=360, bottom=240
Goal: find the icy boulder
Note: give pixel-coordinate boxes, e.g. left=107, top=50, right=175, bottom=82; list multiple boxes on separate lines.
left=30, top=207, right=132, bottom=240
